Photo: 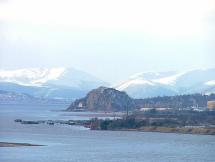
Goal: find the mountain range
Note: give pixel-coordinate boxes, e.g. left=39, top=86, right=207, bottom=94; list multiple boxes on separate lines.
left=114, top=68, right=215, bottom=98
left=0, top=67, right=214, bottom=101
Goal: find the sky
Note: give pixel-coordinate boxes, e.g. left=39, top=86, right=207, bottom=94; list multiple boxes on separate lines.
left=0, top=0, right=215, bottom=83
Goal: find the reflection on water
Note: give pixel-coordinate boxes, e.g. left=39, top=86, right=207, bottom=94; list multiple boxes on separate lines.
left=0, top=104, right=215, bottom=162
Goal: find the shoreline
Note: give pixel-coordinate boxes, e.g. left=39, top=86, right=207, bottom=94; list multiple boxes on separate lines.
left=105, top=127, right=215, bottom=135
left=0, top=142, right=45, bottom=147
left=14, top=118, right=215, bottom=136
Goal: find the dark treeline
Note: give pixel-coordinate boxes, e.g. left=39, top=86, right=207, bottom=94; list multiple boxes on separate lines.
left=135, top=93, right=215, bottom=109
left=90, top=110, right=215, bottom=131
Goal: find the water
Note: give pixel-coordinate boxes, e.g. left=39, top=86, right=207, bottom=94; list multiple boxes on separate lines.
left=0, top=104, right=215, bottom=162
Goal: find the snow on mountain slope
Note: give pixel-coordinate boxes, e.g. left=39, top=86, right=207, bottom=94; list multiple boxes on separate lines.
left=0, top=67, right=108, bottom=100
left=117, top=79, right=155, bottom=91
left=115, top=68, right=215, bottom=98
left=152, top=72, right=186, bottom=85
left=0, top=67, right=107, bottom=88
left=0, top=67, right=65, bottom=86
left=45, top=68, right=107, bottom=89
left=205, top=80, right=215, bottom=86
left=115, top=71, right=178, bottom=89
left=129, top=71, right=177, bottom=80
left=116, top=71, right=177, bottom=90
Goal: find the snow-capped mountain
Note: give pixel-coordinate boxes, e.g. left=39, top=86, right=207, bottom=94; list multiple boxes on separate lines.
left=0, top=67, right=108, bottom=100
left=1, top=67, right=214, bottom=100
left=0, top=67, right=65, bottom=86
left=0, top=67, right=106, bottom=88
left=115, top=68, right=215, bottom=98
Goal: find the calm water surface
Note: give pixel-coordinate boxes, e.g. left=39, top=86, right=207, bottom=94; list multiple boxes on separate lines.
left=0, top=104, right=215, bottom=162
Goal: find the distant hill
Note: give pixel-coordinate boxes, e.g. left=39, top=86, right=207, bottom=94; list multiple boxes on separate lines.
left=0, top=90, right=69, bottom=105
left=135, top=93, right=215, bottom=109
left=67, top=87, right=215, bottom=111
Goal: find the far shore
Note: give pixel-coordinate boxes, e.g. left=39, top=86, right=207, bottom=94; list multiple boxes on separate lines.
left=0, top=142, right=45, bottom=147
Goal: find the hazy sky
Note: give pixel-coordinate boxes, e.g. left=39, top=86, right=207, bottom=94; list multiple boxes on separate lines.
left=0, top=0, right=215, bottom=82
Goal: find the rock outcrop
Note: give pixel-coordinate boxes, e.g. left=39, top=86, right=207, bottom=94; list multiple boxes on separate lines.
left=67, top=87, right=135, bottom=112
